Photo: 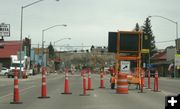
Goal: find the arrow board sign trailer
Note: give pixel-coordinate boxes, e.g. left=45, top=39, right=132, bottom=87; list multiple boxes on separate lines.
left=120, top=61, right=130, bottom=74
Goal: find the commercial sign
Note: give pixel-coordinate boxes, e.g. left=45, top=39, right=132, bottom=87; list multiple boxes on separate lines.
left=0, top=23, right=10, bottom=36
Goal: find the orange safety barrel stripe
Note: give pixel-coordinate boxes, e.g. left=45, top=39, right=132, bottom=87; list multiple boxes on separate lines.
left=116, top=73, right=128, bottom=94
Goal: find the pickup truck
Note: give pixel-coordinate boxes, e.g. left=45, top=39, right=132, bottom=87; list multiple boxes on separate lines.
left=7, top=63, right=24, bottom=78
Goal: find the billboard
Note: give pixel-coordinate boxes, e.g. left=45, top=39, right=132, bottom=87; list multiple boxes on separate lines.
left=108, top=31, right=141, bottom=53
left=0, top=23, right=10, bottom=37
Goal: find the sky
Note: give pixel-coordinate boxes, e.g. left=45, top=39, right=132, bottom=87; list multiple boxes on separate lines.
left=0, top=0, right=180, bottom=50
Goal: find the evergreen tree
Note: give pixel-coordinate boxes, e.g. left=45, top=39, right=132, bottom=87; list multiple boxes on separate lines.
left=48, top=42, right=55, bottom=59
left=90, top=45, right=95, bottom=52
left=134, top=23, right=140, bottom=31
left=142, top=18, right=156, bottom=56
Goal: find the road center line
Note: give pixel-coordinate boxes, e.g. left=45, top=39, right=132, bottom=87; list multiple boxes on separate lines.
left=0, top=85, right=36, bottom=99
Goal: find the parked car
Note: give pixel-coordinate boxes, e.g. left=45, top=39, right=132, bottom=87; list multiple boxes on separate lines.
left=7, top=69, right=15, bottom=78
left=0, top=67, right=9, bottom=76
left=8, top=63, right=24, bottom=78
left=7, top=69, right=29, bottom=78
left=27, top=69, right=33, bottom=76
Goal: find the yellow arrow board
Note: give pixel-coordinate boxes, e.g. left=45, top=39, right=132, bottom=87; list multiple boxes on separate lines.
left=141, top=49, right=149, bottom=53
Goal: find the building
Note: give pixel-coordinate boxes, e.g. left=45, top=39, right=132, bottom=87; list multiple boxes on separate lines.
left=150, top=46, right=177, bottom=77
left=30, top=48, right=49, bottom=66
left=0, top=38, right=31, bottom=68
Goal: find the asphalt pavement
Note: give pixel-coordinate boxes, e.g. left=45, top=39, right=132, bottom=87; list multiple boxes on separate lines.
left=144, top=77, right=180, bottom=95
left=0, top=72, right=179, bottom=109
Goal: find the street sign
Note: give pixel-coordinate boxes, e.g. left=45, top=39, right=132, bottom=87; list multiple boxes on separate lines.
left=120, top=61, right=130, bottom=73
left=17, top=51, right=25, bottom=60
left=0, top=23, right=10, bottom=37
left=141, top=49, right=149, bottom=53
left=175, top=54, right=180, bottom=66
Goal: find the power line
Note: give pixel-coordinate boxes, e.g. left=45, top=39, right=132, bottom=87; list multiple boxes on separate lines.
left=156, top=40, right=174, bottom=43
left=31, top=43, right=107, bottom=48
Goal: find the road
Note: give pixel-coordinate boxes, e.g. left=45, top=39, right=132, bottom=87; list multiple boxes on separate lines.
left=0, top=72, right=179, bottom=109
left=144, top=77, right=180, bottom=95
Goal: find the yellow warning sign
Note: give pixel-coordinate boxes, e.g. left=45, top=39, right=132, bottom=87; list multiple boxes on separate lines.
left=141, top=49, right=149, bottom=53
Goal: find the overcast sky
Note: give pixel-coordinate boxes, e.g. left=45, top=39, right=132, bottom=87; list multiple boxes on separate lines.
left=0, top=0, right=180, bottom=50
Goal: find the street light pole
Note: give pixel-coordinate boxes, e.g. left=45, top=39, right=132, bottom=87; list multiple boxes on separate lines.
left=19, top=0, right=46, bottom=78
left=176, top=22, right=178, bottom=42
left=148, top=15, right=179, bottom=78
left=148, top=15, right=178, bottom=42
left=41, top=24, right=67, bottom=67
left=19, top=0, right=59, bottom=77
left=54, top=38, right=71, bottom=47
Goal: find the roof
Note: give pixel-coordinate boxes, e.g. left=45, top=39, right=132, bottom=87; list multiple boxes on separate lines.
left=151, top=51, right=166, bottom=60
left=0, top=40, right=22, bottom=58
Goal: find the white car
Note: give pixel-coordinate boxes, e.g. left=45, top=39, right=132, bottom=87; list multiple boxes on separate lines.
left=27, top=69, right=33, bottom=76
left=0, top=67, right=9, bottom=76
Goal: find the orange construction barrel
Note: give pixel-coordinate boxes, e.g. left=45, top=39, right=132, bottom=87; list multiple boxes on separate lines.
left=116, top=73, right=128, bottom=94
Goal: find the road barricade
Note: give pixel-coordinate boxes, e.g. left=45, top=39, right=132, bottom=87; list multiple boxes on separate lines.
left=116, top=73, right=128, bottom=94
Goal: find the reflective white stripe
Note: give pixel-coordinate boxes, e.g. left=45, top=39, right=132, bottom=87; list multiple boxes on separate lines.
left=42, top=75, right=46, bottom=78
left=66, top=73, right=68, bottom=77
left=42, top=82, right=46, bottom=85
left=127, top=75, right=132, bottom=78
left=117, top=79, right=128, bottom=82
left=14, top=85, right=18, bottom=88
left=117, top=85, right=128, bottom=88
left=65, top=77, right=68, bottom=80
left=14, top=76, right=18, bottom=80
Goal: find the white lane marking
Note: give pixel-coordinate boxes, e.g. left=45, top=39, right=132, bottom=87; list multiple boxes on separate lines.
left=0, top=85, right=36, bottom=99
left=93, top=93, right=97, bottom=97
left=68, top=75, right=81, bottom=77
left=161, top=90, right=177, bottom=96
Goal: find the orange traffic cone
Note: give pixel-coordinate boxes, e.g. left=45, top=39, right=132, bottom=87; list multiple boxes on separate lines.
left=38, top=67, right=50, bottom=98
left=147, top=69, right=151, bottom=89
left=87, top=68, right=94, bottom=90
left=80, top=73, right=90, bottom=96
left=99, top=71, right=105, bottom=88
left=153, top=70, right=160, bottom=92
left=138, top=69, right=146, bottom=93
left=10, top=67, right=22, bottom=104
left=61, top=67, right=72, bottom=94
